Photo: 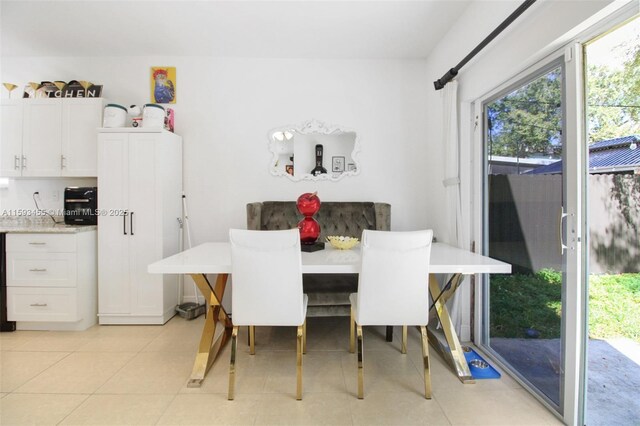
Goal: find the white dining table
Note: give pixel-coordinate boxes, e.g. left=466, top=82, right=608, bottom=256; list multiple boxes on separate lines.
left=149, top=242, right=510, bottom=387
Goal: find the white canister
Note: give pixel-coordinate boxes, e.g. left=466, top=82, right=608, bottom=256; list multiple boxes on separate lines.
left=142, top=104, right=165, bottom=128
left=102, top=104, right=127, bottom=128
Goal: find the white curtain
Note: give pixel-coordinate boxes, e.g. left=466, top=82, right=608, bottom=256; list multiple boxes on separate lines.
left=441, top=81, right=466, bottom=334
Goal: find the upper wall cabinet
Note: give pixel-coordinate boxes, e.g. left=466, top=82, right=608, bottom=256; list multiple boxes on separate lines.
left=0, top=100, right=24, bottom=178
left=268, top=119, right=361, bottom=182
left=0, top=98, right=103, bottom=177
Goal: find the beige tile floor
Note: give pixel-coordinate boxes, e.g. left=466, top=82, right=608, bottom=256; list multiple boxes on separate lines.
left=0, top=316, right=561, bottom=425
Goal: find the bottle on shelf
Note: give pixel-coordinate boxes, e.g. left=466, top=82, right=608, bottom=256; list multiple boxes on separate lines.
left=310, top=144, right=327, bottom=176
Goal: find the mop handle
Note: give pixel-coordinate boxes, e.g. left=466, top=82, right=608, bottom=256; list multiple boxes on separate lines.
left=182, top=194, right=193, bottom=249
left=182, top=193, right=199, bottom=305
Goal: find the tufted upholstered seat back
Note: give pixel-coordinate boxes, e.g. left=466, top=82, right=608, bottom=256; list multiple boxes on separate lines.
left=247, top=202, right=390, bottom=241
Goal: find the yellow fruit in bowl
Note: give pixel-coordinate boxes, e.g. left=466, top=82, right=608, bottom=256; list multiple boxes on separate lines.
left=326, top=235, right=359, bottom=250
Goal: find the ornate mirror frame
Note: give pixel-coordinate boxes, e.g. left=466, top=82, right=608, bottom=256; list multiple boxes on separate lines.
left=268, top=119, right=361, bottom=182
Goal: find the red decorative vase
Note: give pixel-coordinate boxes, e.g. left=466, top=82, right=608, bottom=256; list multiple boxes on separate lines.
left=296, top=192, right=321, bottom=244
left=298, top=217, right=321, bottom=244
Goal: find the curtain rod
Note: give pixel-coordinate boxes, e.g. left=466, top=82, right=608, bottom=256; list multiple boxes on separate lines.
left=433, top=0, right=538, bottom=91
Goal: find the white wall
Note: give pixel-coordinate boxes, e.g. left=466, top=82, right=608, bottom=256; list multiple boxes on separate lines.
left=0, top=178, right=96, bottom=214
left=1, top=57, right=432, bottom=241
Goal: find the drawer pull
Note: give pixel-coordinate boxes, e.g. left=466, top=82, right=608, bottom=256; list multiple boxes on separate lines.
left=28, top=242, right=47, bottom=245
left=29, top=268, right=47, bottom=272
left=30, top=303, right=48, bottom=307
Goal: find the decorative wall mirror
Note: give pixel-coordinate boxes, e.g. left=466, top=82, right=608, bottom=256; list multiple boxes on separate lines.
left=268, top=119, right=361, bottom=181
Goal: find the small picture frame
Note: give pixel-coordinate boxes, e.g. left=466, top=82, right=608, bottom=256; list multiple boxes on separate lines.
left=332, top=156, right=345, bottom=173
left=347, top=163, right=356, bottom=172
left=285, top=165, right=294, bottom=175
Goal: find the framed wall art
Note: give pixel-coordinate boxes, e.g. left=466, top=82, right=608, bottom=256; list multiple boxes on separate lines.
left=332, top=156, right=345, bottom=173
left=150, top=66, right=176, bottom=104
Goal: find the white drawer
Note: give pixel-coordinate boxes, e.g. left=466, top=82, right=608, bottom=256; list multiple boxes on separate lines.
left=7, top=287, right=79, bottom=322
left=7, top=252, right=77, bottom=287
left=7, top=233, right=76, bottom=253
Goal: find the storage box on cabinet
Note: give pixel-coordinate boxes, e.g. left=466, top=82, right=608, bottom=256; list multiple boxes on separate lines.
left=5, top=231, right=97, bottom=331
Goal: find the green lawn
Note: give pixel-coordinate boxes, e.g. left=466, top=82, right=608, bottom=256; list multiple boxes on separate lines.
left=489, top=270, right=640, bottom=342
left=589, top=274, right=640, bottom=341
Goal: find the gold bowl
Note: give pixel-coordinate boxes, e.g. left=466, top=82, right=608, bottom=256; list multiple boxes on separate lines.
left=326, top=235, right=359, bottom=250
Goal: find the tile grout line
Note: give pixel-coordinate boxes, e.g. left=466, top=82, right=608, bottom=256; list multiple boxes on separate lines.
left=153, top=392, right=181, bottom=426
left=54, top=393, right=92, bottom=426
left=6, top=350, right=75, bottom=394
left=53, top=328, right=175, bottom=426
left=59, top=327, right=148, bottom=423
left=57, top=328, right=145, bottom=425
left=431, top=393, right=455, bottom=426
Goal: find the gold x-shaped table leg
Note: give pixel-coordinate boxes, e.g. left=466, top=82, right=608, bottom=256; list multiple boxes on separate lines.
left=187, top=273, right=233, bottom=388
left=427, top=273, right=475, bottom=384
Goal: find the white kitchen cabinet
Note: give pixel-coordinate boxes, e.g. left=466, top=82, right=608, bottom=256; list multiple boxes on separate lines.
left=0, top=98, right=103, bottom=177
left=97, top=129, right=182, bottom=325
left=62, top=98, right=103, bottom=176
left=6, top=231, right=98, bottom=331
left=7, top=252, right=78, bottom=288
left=22, top=99, right=63, bottom=176
left=0, top=100, right=24, bottom=177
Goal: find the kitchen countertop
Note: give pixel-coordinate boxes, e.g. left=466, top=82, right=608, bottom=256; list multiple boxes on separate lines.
left=0, top=217, right=96, bottom=234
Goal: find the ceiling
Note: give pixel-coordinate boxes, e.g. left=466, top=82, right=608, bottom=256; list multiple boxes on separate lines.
left=0, top=0, right=473, bottom=59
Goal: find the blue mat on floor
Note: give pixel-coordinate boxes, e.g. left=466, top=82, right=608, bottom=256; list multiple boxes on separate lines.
left=463, top=347, right=501, bottom=379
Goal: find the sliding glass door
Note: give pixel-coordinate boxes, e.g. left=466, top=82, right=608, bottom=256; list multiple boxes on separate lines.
left=478, top=47, right=585, bottom=424
left=483, top=60, right=566, bottom=408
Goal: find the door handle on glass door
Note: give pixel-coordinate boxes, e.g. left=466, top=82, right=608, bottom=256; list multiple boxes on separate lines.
left=123, top=211, right=128, bottom=235
left=558, top=207, right=569, bottom=255
left=130, top=212, right=134, bottom=235
left=14, top=155, right=20, bottom=170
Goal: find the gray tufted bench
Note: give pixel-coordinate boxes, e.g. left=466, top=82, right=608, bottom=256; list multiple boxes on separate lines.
left=246, top=202, right=390, bottom=318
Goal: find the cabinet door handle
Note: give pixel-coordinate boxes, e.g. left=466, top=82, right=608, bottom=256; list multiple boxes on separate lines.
left=30, top=303, right=48, bottom=307
left=14, top=155, right=20, bottom=170
left=22, top=156, right=26, bottom=169
left=28, top=242, right=46, bottom=245
left=61, top=155, right=66, bottom=169
left=130, top=212, right=134, bottom=236
left=123, top=211, right=128, bottom=235
left=29, top=268, right=47, bottom=272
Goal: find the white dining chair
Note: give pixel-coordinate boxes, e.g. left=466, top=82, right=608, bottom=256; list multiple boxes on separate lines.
left=349, top=229, right=433, bottom=399
left=228, top=228, right=308, bottom=400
